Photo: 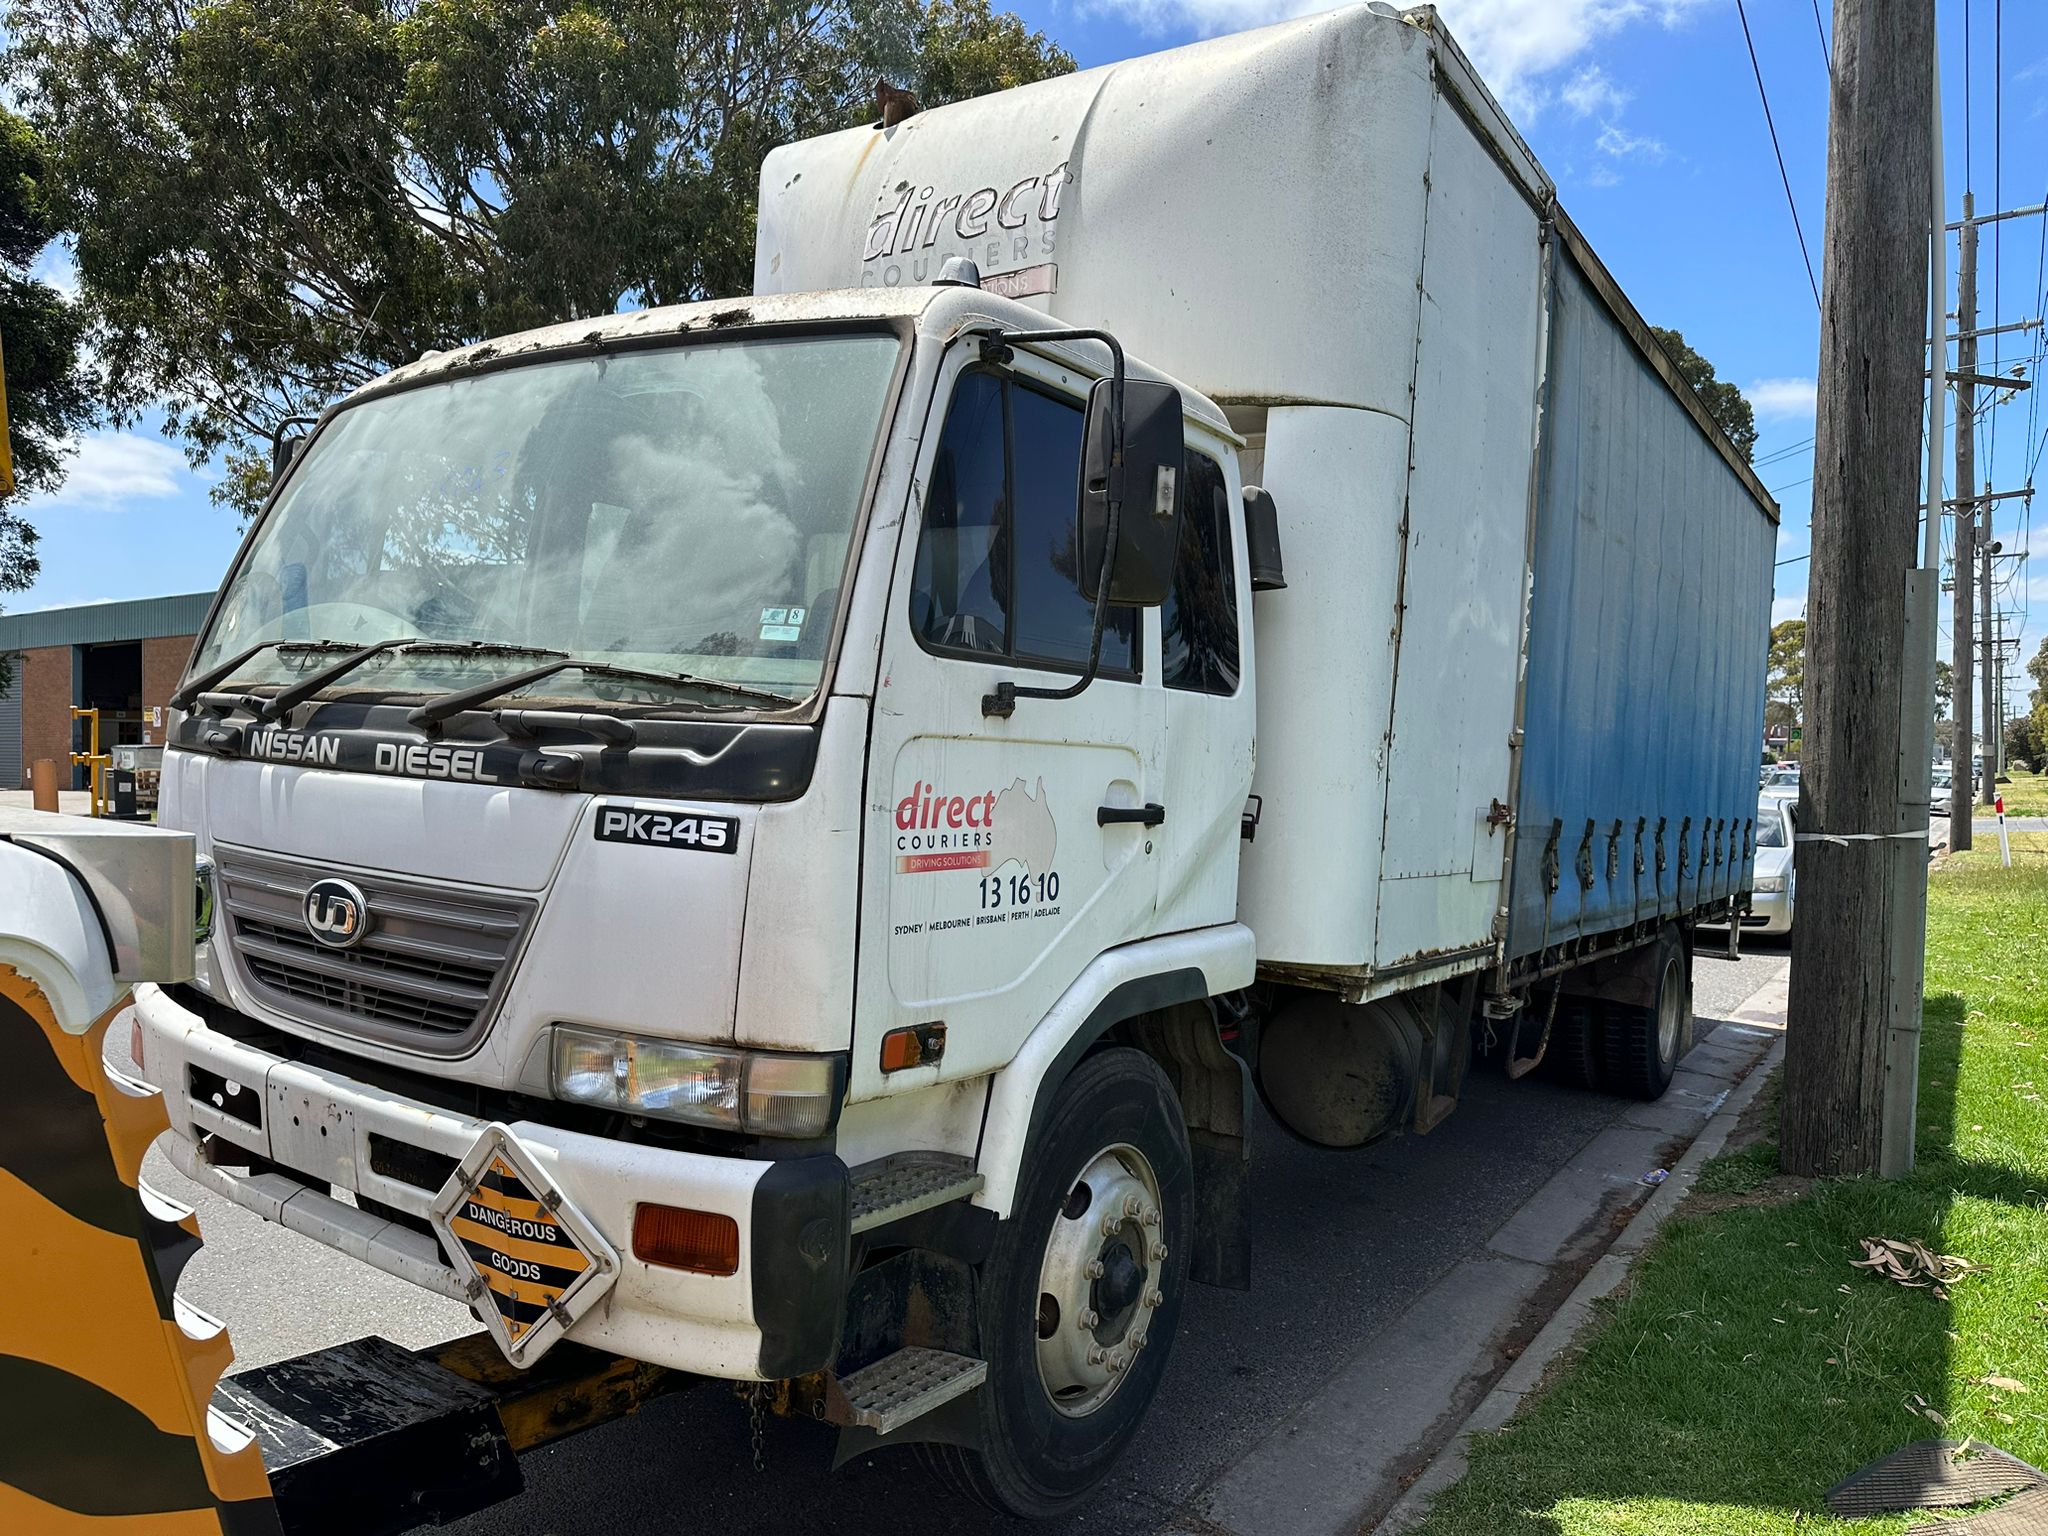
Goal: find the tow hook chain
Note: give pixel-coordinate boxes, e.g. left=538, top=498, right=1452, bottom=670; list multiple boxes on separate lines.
left=748, top=1382, right=768, bottom=1473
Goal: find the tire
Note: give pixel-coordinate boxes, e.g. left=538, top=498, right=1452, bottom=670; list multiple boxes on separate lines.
left=917, top=1047, right=1193, bottom=1518
left=1541, top=998, right=1603, bottom=1092
left=1600, top=929, right=1690, bottom=1100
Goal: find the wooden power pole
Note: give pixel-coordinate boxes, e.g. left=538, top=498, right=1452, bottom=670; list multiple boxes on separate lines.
left=1950, top=197, right=1976, bottom=847
left=1782, top=0, right=1936, bottom=1178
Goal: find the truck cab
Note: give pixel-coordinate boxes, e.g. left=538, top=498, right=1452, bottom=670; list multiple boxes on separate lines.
left=136, top=284, right=1258, bottom=1515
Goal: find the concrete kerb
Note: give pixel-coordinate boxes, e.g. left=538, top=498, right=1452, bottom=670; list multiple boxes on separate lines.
left=1371, top=976, right=1790, bottom=1535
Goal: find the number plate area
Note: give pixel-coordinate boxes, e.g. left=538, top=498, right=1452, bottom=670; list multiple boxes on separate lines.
left=428, top=1124, right=618, bottom=1367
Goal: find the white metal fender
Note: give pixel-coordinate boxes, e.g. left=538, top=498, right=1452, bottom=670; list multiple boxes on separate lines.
left=0, top=807, right=194, bottom=1030
left=973, top=922, right=1255, bottom=1217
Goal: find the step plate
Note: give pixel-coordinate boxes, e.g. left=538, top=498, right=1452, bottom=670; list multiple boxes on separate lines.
left=839, top=1348, right=988, bottom=1437
left=848, top=1152, right=984, bottom=1233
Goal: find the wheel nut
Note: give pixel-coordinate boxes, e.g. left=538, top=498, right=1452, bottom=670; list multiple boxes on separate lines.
left=1086, top=1259, right=1105, bottom=1280
left=1124, top=1194, right=1142, bottom=1217
left=1087, top=1346, right=1105, bottom=1365
left=1101, top=1215, right=1118, bottom=1238
left=1079, top=1309, right=1098, bottom=1330
left=1133, top=1332, right=1148, bottom=1351
left=1152, top=1243, right=1168, bottom=1261
left=1146, top=1289, right=1164, bottom=1307
left=1144, top=1209, right=1160, bottom=1227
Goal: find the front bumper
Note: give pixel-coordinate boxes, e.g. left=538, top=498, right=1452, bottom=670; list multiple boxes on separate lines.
left=134, top=983, right=847, bottom=1379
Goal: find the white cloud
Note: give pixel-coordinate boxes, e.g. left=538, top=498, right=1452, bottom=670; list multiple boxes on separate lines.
left=32, top=433, right=191, bottom=507
left=1561, top=64, right=1629, bottom=119
left=1091, top=0, right=1710, bottom=117
left=1748, top=377, right=1818, bottom=420
left=1594, top=122, right=1666, bottom=162
left=1771, top=593, right=1806, bottom=625
left=29, top=242, right=78, bottom=299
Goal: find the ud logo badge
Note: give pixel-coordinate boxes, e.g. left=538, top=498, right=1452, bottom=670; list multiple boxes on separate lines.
left=302, top=877, right=370, bottom=949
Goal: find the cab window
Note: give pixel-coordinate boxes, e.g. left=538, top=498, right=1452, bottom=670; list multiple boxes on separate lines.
left=1162, top=452, right=1240, bottom=695
left=911, top=370, right=1139, bottom=676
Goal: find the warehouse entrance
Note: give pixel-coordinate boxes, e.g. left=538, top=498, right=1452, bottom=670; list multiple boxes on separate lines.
left=76, top=640, right=144, bottom=786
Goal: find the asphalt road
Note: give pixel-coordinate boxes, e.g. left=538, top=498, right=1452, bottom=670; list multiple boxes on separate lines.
left=136, top=942, right=1791, bottom=1535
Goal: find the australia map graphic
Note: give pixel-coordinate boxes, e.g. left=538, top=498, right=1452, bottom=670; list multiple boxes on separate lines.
left=988, top=777, right=1057, bottom=876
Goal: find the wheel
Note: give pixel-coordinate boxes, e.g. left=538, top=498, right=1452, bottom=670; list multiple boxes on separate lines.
left=1600, top=930, right=1690, bottom=1100
left=917, top=1047, right=1192, bottom=1518
left=1541, top=998, right=1603, bottom=1092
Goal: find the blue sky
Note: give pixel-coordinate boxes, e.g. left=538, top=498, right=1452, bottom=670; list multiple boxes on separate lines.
left=15, top=1, right=2048, bottom=709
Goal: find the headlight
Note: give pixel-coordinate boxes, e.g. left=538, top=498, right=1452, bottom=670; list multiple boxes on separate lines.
left=551, top=1026, right=841, bottom=1138
left=1754, top=875, right=1786, bottom=894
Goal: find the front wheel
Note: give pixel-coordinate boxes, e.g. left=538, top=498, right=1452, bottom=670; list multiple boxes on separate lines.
left=918, top=1047, right=1192, bottom=1518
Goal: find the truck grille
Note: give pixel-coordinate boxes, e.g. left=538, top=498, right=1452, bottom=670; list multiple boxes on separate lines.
left=212, top=846, right=537, bottom=1053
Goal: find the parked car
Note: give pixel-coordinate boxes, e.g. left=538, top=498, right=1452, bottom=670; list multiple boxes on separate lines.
left=1761, top=763, right=1801, bottom=794
left=1745, top=797, right=1796, bottom=934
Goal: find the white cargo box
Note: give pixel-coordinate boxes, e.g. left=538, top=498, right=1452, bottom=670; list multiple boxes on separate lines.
left=756, top=4, right=1774, bottom=999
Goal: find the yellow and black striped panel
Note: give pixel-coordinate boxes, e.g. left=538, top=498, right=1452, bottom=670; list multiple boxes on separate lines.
left=0, top=965, right=280, bottom=1535
left=452, top=1155, right=592, bottom=1348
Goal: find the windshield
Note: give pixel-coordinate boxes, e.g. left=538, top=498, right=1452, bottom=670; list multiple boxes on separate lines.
left=1756, top=802, right=1790, bottom=848
left=191, top=331, right=902, bottom=712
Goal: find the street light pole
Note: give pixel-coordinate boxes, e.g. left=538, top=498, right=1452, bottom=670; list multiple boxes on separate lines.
left=1782, top=0, right=1936, bottom=1179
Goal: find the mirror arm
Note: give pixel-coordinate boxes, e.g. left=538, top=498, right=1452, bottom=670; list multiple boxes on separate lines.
left=269, top=412, right=321, bottom=478
left=973, top=328, right=1128, bottom=721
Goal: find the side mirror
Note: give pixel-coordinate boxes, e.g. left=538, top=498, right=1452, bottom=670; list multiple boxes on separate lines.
left=1076, top=377, right=1184, bottom=608
left=271, top=432, right=306, bottom=479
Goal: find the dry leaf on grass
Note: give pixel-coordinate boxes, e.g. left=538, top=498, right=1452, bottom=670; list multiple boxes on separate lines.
left=1850, top=1237, right=1986, bottom=1293
left=1980, top=1375, right=2030, bottom=1394
left=1907, top=1392, right=1948, bottom=1427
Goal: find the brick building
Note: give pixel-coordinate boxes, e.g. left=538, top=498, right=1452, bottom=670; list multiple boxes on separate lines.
left=0, top=592, right=214, bottom=789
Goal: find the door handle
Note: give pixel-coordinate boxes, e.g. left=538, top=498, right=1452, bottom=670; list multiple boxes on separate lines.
left=1098, top=803, right=1166, bottom=828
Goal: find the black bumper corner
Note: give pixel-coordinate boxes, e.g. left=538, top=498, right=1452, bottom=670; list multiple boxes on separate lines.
left=750, top=1154, right=851, bottom=1378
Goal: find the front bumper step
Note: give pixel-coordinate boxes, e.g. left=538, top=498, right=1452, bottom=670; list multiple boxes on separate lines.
left=849, top=1151, right=984, bottom=1233
left=838, top=1347, right=988, bottom=1436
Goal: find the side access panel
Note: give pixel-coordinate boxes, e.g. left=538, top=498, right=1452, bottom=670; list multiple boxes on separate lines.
left=1372, top=95, right=1544, bottom=975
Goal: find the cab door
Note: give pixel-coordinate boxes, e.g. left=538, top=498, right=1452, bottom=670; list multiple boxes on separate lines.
left=852, top=344, right=1164, bottom=1096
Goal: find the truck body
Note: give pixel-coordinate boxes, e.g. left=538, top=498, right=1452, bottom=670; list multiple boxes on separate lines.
left=134, top=4, right=1773, bottom=1514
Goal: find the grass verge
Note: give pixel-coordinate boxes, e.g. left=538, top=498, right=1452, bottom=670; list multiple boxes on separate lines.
left=1408, top=854, right=2048, bottom=1536
left=1990, top=770, right=2048, bottom=817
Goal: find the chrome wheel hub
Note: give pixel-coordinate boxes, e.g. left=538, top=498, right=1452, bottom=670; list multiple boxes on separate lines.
left=1656, top=961, right=1683, bottom=1063
left=1034, top=1143, right=1165, bottom=1418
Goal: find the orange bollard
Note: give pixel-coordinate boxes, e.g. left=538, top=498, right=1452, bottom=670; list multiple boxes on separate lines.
left=29, top=757, right=59, bottom=812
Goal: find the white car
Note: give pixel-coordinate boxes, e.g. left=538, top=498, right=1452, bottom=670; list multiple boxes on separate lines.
left=1743, top=796, right=1796, bottom=934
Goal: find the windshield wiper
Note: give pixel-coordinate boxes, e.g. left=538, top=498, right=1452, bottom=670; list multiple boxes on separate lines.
left=250, top=636, right=427, bottom=722
left=169, top=638, right=366, bottom=712
left=407, top=659, right=793, bottom=729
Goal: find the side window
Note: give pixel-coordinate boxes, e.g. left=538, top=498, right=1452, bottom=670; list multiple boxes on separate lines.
left=1162, top=453, right=1241, bottom=695
left=911, top=370, right=1137, bottom=675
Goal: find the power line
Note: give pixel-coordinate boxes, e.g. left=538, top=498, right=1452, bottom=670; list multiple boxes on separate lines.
left=1734, top=0, right=1822, bottom=310
left=1809, top=0, right=1831, bottom=74
left=1756, top=433, right=1817, bottom=468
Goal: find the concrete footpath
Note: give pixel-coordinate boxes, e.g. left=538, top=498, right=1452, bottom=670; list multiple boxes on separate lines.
left=1162, top=971, right=1791, bottom=1536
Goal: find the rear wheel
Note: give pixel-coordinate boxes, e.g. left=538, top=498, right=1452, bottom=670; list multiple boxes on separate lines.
left=1541, top=998, right=1603, bottom=1092
left=1601, top=930, right=1690, bottom=1099
left=918, top=1047, right=1192, bottom=1518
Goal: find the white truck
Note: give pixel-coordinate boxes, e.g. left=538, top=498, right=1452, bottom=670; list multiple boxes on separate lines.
left=136, top=4, right=1774, bottom=1517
